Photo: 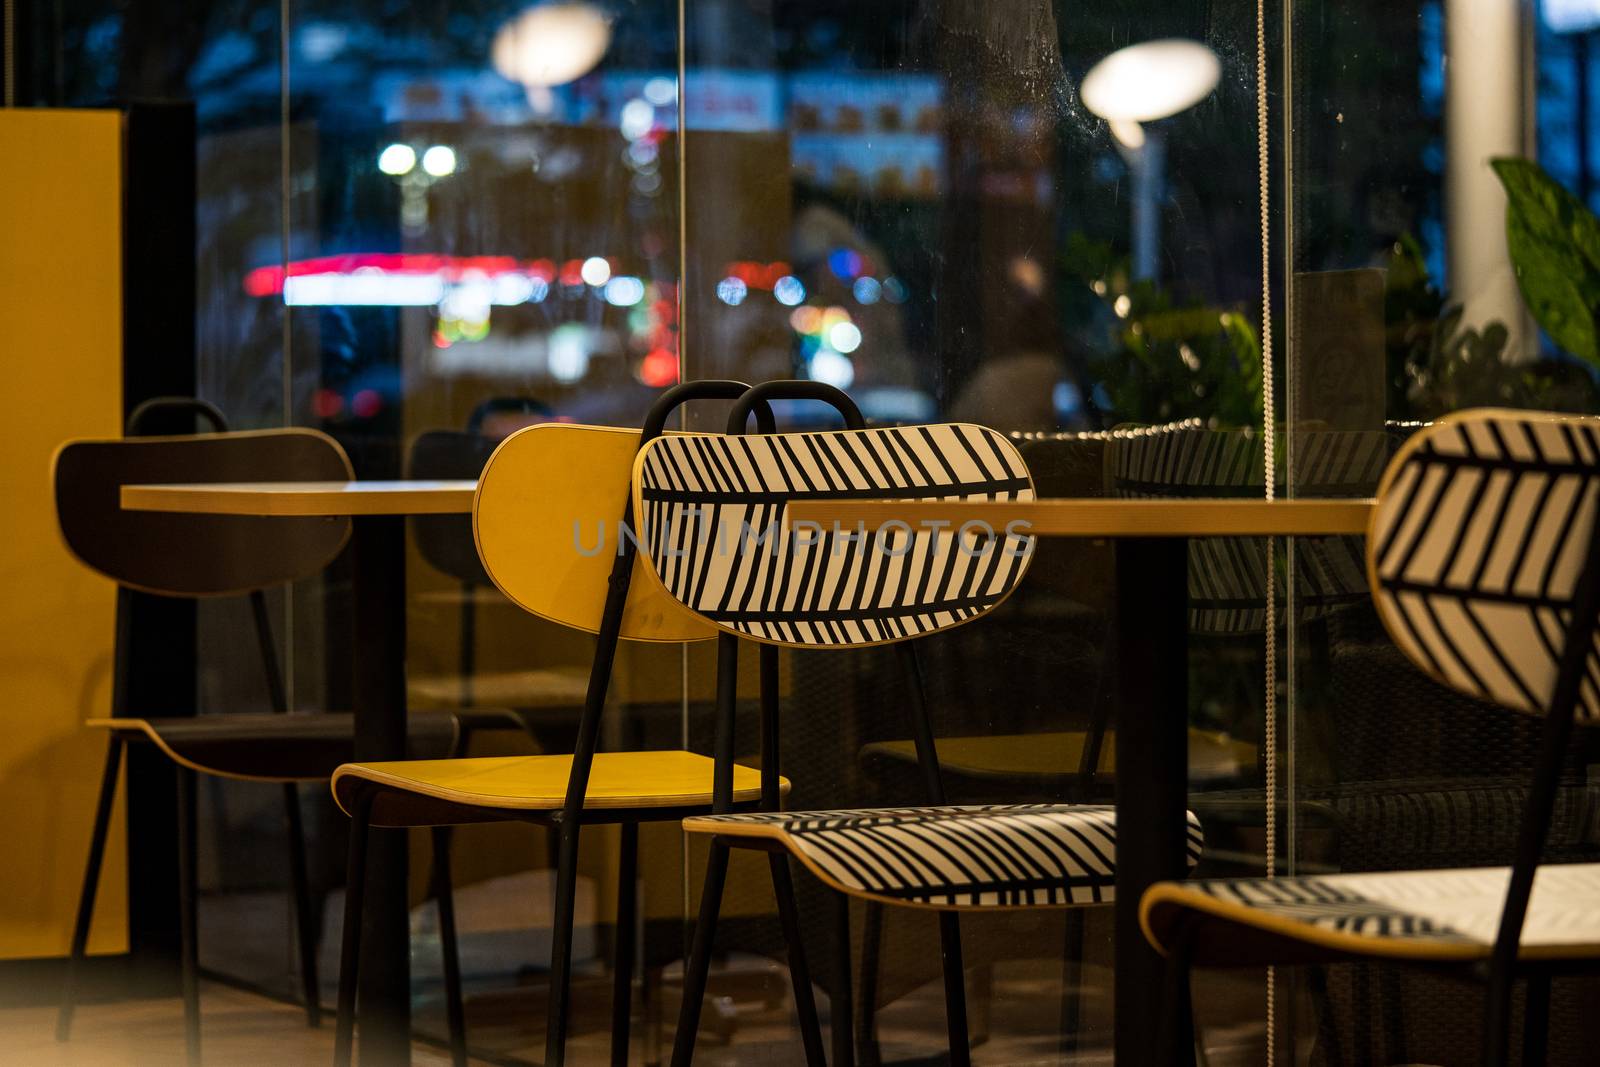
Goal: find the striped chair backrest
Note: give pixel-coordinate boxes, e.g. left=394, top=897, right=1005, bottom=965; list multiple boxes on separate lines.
left=1105, top=422, right=1395, bottom=632
left=631, top=424, right=1036, bottom=647
left=1370, top=409, right=1600, bottom=721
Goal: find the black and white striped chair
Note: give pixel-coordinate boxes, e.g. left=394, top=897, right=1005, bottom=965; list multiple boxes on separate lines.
left=1141, top=408, right=1600, bottom=1065
left=633, top=381, right=1205, bottom=1066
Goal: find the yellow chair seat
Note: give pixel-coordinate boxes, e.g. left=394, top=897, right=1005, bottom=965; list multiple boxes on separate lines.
left=862, top=729, right=1257, bottom=783
left=333, top=750, right=783, bottom=825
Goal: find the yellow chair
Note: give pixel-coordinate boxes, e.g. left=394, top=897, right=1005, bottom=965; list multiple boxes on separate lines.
left=330, top=382, right=789, bottom=1067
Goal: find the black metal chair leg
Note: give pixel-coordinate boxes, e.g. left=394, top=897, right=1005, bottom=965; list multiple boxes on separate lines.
left=769, top=852, right=827, bottom=1067
left=57, top=735, right=123, bottom=1042
left=1305, top=964, right=1342, bottom=1067
left=334, top=789, right=374, bottom=1067
left=1484, top=960, right=1517, bottom=1067
left=857, top=902, right=884, bottom=1067
left=282, top=781, right=322, bottom=1028
left=669, top=840, right=731, bottom=1067
left=1523, top=970, right=1551, bottom=1066
left=937, top=912, right=971, bottom=1067
left=432, top=827, right=468, bottom=1067
left=612, top=823, right=639, bottom=1067
left=1156, top=924, right=1197, bottom=1067
left=643, top=965, right=665, bottom=1067
left=1057, top=907, right=1086, bottom=1059
left=176, top=767, right=201, bottom=1067
left=831, top=893, right=856, bottom=1067
left=1378, top=963, right=1408, bottom=1065
left=545, top=820, right=584, bottom=1067
left=970, top=963, right=993, bottom=1048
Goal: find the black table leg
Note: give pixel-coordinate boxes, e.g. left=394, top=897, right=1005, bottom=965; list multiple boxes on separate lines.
left=351, top=514, right=411, bottom=1065
left=1113, top=537, right=1190, bottom=1063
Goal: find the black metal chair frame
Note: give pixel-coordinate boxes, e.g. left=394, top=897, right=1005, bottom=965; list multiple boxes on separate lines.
left=55, top=398, right=325, bottom=1065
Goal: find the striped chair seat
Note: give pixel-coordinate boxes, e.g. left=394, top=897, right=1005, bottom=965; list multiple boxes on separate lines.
left=1143, top=863, right=1600, bottom=963
left=684, top=804, right=1205, bottom=909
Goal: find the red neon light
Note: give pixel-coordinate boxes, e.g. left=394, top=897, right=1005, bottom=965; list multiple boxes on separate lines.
left=243, top=253, right=561, bottom=297
left=639, top=349, right=679, bottom=387
left=722, top=260, right=793, bottom=292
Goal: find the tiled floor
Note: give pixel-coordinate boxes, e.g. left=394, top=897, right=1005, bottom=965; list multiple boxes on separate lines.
left=0, top=961, right=1270, bottom=1066
left=0, top=981, right=481, bottom=1066
left=0, top=973, right=1094, bottom=1067
left=7, top=882, right=1270, bottom=1065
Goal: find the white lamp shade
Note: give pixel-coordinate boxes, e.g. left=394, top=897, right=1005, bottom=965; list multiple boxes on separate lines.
left=1080, top=38, right=1221, bottom=124
left=492, top=4, right=613, bottom=89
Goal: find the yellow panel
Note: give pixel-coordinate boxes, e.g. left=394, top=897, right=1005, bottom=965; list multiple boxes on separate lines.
left=473, top=423, right=716, bottom=642
left=0, top=110, right=126, bottom=959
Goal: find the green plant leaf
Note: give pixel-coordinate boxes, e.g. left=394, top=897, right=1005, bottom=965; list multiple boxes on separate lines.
left=1491, top=157, right=1600, bottom=365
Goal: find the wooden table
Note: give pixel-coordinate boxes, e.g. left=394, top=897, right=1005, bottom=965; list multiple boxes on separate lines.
left=124, top=479, right=476, bottom=1066
left=789, top=496, right=1375, bottom=1065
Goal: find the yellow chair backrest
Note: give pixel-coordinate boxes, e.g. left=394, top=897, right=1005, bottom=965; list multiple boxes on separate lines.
left=473, top=422, right=716, bottom=642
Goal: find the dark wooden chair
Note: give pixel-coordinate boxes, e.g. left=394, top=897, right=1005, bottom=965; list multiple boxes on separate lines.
left=51, top=398, right=456, bottom=1066
left=406, top=395, right=567, bottom=738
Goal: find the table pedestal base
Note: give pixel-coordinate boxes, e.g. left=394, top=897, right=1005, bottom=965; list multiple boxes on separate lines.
left=352, top=515, right=410, bottom=1065
left=1113, top=537, right=1192, bottom=1063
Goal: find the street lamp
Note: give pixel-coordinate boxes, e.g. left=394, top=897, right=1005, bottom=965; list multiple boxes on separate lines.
left=492, top=3, right=613, bottom=106
left=1081, top=39, right=1220, bottom=281
left=377, top=142, right=458, bottom=235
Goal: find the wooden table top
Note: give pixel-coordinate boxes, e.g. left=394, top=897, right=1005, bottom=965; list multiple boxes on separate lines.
left=121, top=480, right=477, bottom=516
left=122, top=482, right=1375, bottom=534
left=786, top=497, right=1376, bottom=537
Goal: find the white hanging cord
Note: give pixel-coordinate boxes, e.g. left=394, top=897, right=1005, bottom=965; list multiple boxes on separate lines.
left=1257, top=0, right=1279, bottom=1057
left=676, top=0, right=688, bottom=383
left=279, top=0, right=295, bottom=707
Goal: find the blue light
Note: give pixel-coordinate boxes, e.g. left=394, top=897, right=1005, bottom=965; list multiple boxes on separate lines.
left=773, top=275, right=806, bottom=306
left=827, top=247, right=863, bottom=281
left=716, top=277, right=749, bottom=306
left=1052, top=380, right=1083, bottom=421
left=883, top=276, right=909, bottom=303
left=852, top=276, right=881, bottom=305
left=603, top=275, right=646, bottom=306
